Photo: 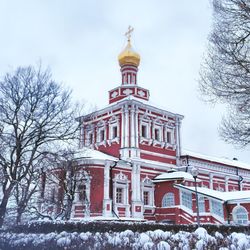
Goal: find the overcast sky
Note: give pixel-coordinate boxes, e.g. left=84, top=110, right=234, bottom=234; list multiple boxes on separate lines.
left=0, top=0, right=249, bottom=163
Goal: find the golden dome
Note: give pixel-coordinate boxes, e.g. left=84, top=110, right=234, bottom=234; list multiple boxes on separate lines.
left=118, top=40, right=140, bottom=67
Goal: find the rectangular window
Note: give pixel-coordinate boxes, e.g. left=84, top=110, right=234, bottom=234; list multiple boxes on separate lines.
left=154, top=128, right=160, bottom=141
left=198, top=196, right=205, bottom=213
left=88, top=133, right=93, bottom=144
left=166, top=131, right=172, bottom=144
left=116, top=188, right=123, bottom=203
left=141, top=125, right=147, bottom=138
left=79, top=184, right=86, bottom=201
left=112, top=126, right=118, bottom=139
left=181, top=191, right=192, bottom=210
left=143, top=191, right=150, bottom=205
left=100, top=129, right=105, bottom=142
left=211, top=200, right=224, bottom=218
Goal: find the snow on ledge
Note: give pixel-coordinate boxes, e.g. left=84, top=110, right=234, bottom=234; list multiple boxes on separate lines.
left=153, top=171, right=195, bottom=182
left=74, top=147, right=118, bottom=161
left=175, top=184, right=250, bottom=202
left=182, top=149, right=250, bottom=170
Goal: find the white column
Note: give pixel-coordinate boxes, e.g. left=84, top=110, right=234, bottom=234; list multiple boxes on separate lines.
left=135, top=108, right=139, bottom=148
left=103, top=161, right=112, bottom=217
left=175, top=118, right=181, bottom=166
left=131, top=163, right=143, bottom=218
left=85, top=179, right=91, bottom=218
left=209, top=173, right=214, bottom=189
left=121, top=108, right=125, bottom=148
left=225, top=176, right=229, bottom=192
left=130, top=105, right=135, bottom=148
left=240, top=181, right=243, bottom=191
left=124, top=105, right=129, bottom=148
left=125, top=182, right=131, bottom=217
left=104, top=161, right=111, bottom=199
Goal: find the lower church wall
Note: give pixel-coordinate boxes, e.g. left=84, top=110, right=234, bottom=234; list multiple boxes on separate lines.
left=88, top=167, right=105, bottom=215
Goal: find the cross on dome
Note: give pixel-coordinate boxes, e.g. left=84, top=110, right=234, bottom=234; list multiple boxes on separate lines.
left=125, top=25, right=134, bottom=42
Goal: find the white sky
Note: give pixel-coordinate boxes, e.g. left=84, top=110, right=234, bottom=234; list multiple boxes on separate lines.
left=0, top=0, right=249, bottom=163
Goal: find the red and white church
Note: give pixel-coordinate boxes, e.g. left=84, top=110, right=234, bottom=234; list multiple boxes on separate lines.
left=50, top=31, right=250, bottom=225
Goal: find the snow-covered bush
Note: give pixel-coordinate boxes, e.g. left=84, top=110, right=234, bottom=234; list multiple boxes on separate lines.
left=1, top=227, right=250, bottom=250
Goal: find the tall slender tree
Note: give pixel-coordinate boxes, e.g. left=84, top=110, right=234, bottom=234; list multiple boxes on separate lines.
left=199, top=0, right=250, bottom=146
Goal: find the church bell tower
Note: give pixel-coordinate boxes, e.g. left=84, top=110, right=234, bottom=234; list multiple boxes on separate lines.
left=109, top=26, right=150, bottom=104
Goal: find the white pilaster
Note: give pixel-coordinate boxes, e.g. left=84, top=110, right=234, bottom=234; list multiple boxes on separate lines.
left=124, top=105, right=129, bottom=148
left=131, top=163, right=143, bottom=218
left=121, top=108, right=125, bottom=148
left=130, top=105, right=135, bottom=148
left=225, top=176, right=229, bottom=192
left=209, top=173, right=214, bottom=189
left=176, top=117, right=181, bottom=166
left=103, top=161, right=113, bottom=217
left=135, top=108, right=139, bottom=148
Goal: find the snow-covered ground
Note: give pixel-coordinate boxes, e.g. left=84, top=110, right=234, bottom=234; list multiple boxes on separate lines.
left=0, top=227, right=250, bottom=249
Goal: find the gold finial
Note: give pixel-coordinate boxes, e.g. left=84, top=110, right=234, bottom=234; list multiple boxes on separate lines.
left=125, top=25, right=134, bottom=42
left=118, top=26, right=140, bottom=67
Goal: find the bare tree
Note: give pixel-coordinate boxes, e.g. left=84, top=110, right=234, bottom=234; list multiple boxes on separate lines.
left=35, top=150, right=90, bottom=221
left=13, top=160, right=42, bottom=224
left=0, top=65, right=81, bottom=227
left=199, top=0, right=250, bottom=146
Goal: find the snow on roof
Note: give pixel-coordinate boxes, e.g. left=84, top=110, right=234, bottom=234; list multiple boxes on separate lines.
left=153, top=171, right=194, bottom=182
left=175, top=184, right=250, bottom=202
left=137, top=158, right=173, bottom=168
left=74, top=148, right=118, bottom=161
left=182, top=149, right=250, bottom=171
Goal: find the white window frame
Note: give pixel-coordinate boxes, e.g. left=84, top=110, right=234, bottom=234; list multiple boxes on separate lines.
left=143, top=191, right=150, bottom=206
left=108, top=116, right=120, bottom=142
left=98, top=128, right=105, bottom=142
left=112, top=125, right=118, bottom=139
left=141, top=177, right=155, bottom=207
left=75, top=171, right=91, bottom=204
left=162, top=192, right=175, bottom=207
left=87, top=131, right=93, bottom=145
left=154, top=127, right=161, bottom=141
left=152, top=125, right=163, bottom=142
left=115, top=187, right=124, bottom=204
left=232, top=205, right=248, bottom=225
left=198, top=196, right=205, bottom=213
left=152, top=119, right=163, bottom=143
left=84, top=125, right=94, bottom=146
left=140, top=121, right=150, bottom=139
left=181, top=191, right=192, bottom=210
left=166, top=129, right=173, bottom=143
left=210, top=200, right=224, bottom=218
left=113, top=172, right=129, bottom=206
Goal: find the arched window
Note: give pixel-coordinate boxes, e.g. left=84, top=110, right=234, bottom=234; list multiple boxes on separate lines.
left=162, top=193, right=175, bottom=207
left=233, top=206, right=248, bottom=225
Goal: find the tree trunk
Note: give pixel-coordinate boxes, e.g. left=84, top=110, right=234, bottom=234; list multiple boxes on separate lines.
left=16, top=205, right=25, bottom=225
left=65, top=198, right=73, bottom=220
left=0, top=185, right=14, bottom=227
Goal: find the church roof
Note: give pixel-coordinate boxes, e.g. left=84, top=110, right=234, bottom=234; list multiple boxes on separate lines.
left=153, top=171, right=195, bottom=183
left=175, top=184, right=250, bottom=203
left=74, top=148, right=118, bottom=161
left=182, top=149, right=250, bottom=171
